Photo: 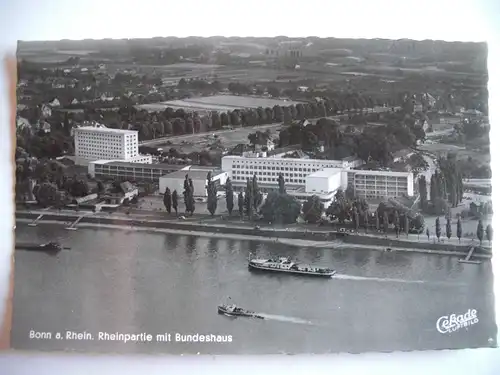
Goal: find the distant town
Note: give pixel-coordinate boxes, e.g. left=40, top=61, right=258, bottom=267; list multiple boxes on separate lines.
left=15, top=37, right=492, bottom=248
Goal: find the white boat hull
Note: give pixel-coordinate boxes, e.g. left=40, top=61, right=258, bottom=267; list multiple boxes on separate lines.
left=248, top=262, right=335, bottom=277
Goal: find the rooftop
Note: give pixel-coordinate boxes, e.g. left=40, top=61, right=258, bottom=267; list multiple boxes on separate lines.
left=162, top=169, right=225, bottom=180
left=348, top=169, right=412, bottom=177
left=93, top=160, right=186, bottom=171
left=308, top=168, right=343, bottom=178
left=75, top=126, right=138, bottom=135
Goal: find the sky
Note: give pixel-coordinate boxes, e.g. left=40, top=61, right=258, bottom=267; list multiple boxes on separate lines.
left=0, top=0, right=498, bottom=48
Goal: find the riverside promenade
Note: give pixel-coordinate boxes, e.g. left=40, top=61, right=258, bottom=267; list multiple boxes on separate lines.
left=15, top=208, right=492, bottom=260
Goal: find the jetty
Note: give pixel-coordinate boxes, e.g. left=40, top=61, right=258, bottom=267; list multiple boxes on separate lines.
left=458, top=246, right=482, bottom=265
left=65, top=214, right=87, bottom=231
left=28, top=214, right=45, bottom=227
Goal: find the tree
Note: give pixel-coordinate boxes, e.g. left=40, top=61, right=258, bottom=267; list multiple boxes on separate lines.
left=352, top=208, right=360, bottom=232
left=393, top=210, right=400, bottom=237
left=278, top=173, right=286, bottom=194
left=446, top=217, right=452, bottom=241
left=477, top=219, right=484, bottom=245
left=375, top=210, right=380, bottom=231
left=163, top=187, right=172, bottom=214
left=172, top=190, right=178, bottom=215
left=33, top=182, right=63, bottom=207
left=302, top=195, right=324, bottom=224
left=189, top=179, right=196, bottom=215
left=418, top=175, right=427, bottom=209
left=225, top=178, right=234, bottom=216
left=183, top=175, right=195, bottom=216
left=403, top=213, right=409, bottom=237
left=383, top=210, right=389, bottom=236
left=364, top=210, right=369, bottom=233
left=456, top=216, right=462, bottom=243
left=252, top=174, right=263, bottom=210
left=345, top=184, right=355, bottom=201
left=486, top=224, right=493, bottom=246
left=237, top=191, right=244, bottom=218
left=260, top=191, right=301, bottom=224
left=435, top=217, right=441, bottom=242
left=206, top=172, right=217, bottom=216
left=244, top=179, right=254, bottom=219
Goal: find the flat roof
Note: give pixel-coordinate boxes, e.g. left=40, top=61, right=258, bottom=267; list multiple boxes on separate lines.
left=75, top=126, right=138, bottom=135
left=348, top=170, right=412, bottom=177
left=308, top=168, right=343, bottom=178
left=94, top=160, right=186, bottom=171
left=223, top=155, right=345, bottom=163
left=161, top=169, right=225, bottom=180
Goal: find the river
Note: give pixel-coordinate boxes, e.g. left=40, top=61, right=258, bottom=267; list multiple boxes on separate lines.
left=11, top=224, right=497, bottom=354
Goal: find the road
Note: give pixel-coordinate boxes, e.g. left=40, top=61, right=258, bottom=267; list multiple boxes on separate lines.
left=139, top=106, right=401, bottom=147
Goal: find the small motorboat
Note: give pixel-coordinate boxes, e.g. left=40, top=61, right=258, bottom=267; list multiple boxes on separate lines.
left=218, top=304, right=264, bottom=319
left=15, top=242, right=67, bottom=253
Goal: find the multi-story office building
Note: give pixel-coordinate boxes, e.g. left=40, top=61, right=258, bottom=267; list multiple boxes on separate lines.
left=221, top=152, right=362, bottom=191
left=88, top=161, right=186, bottom=182
left=221, top=153, right=413, bottom=200
left=74, top=126, right=150, bottom=163
left=346, top=170, right=414, bottom=199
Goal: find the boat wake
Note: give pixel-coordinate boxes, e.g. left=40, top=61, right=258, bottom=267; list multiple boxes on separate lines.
left=333, top=274, right=464, bottom=287
left=256, top=313, right=314, bottom=325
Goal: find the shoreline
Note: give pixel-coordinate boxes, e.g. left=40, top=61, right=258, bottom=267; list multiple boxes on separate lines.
left=15, top=213, right=492, bottom=259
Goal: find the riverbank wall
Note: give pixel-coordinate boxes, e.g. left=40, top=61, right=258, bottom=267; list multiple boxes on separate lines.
left=16, top=211, right=491, bottom=257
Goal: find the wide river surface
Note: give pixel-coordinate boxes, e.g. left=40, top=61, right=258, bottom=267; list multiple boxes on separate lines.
left=11, top=224, right=497, bottom=354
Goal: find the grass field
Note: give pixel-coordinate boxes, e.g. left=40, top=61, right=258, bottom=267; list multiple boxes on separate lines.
left=139, top=95, right=304, bottom=113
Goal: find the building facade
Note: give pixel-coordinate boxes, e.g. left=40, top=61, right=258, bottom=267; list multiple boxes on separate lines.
left=74, top=126, right=148, bottom=162
left=346, top=170, right=414, bottom=199
left=221, top=154, right=413, bottom=200
left=221, top=153, right=362, bottom=190
left=88, top=160, right=186, bottom=182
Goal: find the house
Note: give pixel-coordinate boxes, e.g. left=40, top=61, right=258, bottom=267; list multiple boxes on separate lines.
left=255, top=138, right=275, bottom=152
left=41, top=104, right=52, bottom=118
left=101, top=181, right=138, bottom=204
left=16, top=117, right=31, bottom=131
left=48, top=98, right=61, bottom=107
left=36, top=121, right=51, bottom=133
left=100, top=93, right=115, bottom=102
left=392, top=148, right=414, bottom=163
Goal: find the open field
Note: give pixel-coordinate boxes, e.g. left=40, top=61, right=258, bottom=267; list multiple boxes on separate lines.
left=138, top=94, right=305, bottom=112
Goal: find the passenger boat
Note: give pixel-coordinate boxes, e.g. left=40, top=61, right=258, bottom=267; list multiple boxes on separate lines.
left=15, top=242, right=66, bottom=253
left=217, top=304, right=264, bottom=319
left=248, top=256, right=336, bottom=277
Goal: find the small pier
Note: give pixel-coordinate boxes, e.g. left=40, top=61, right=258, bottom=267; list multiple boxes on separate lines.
left=458, top=246, right=482, bottom=265
left=65, top=214, right=86, bottom=231
left=28, top=214, right=45, bottom=227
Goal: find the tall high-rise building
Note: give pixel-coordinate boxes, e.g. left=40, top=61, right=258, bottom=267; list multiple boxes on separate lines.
left=74, top=126, right=150, bottom=163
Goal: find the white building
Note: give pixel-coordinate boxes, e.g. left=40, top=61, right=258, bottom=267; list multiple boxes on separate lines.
left=346, top=170, right=414, bottom=199
left=221, top=153, right=362, bottom=190
left=74, top=126, right=151, bottom=164
left=221, top=153, right=413, bottom=200
left=290, top=168, right=344, bottom=206
left=159, top=169, right=228, bottom=198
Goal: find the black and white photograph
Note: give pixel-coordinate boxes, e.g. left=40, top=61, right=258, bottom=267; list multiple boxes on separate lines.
left=11, top=34, right=497, bottom=355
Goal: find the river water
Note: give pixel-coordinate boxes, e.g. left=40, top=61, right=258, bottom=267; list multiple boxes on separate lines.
left=11, top=224, right=497, bottom=354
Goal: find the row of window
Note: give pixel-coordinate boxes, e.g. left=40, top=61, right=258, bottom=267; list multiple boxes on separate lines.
left=229, top=159, right=341, bottom=168
left=234, top=170, right=307, bottom=178
left=232, top=176, right=304, bottom=184
left=232, top=164, right=323, bottom=173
